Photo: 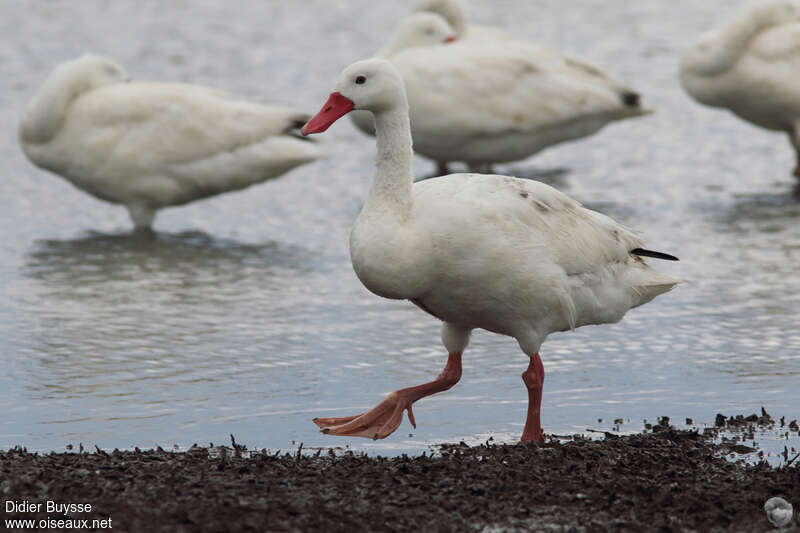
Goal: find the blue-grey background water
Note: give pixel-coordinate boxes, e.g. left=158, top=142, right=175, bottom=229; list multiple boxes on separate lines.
left=1, top=1, right=798, bottom=456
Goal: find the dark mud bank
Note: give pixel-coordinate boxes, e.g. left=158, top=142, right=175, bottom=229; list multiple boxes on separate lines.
left=2, top=426, right=799, bottom=532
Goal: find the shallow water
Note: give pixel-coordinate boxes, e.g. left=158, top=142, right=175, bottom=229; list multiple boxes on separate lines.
left=1, top=0, right=799, bottom=455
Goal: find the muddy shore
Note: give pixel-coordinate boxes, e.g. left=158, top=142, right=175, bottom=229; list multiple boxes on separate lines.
left=2, top=418, right=799, bottom=532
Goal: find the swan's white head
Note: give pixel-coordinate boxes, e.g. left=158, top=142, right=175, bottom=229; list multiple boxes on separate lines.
left=748, top=0, right=800, bottom=25
left=378, top=13, right=456, bottom=57
left=56, top=54, right=128, bottom=90
left=20, top=54, right=128, bottom=144
left=414, top=0, right=467, bottom=37
left=302, top=59, right=406, bottom=135
left=681, top=0, right=800, bottom=79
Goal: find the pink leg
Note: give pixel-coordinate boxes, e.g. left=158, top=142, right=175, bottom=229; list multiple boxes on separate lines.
left=314, top=352, right=462, bottom=440
left=520, top=353, right=545, bottom=443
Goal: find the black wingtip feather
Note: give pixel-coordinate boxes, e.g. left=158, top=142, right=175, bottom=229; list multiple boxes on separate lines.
left=630, top=248, right=679, bottom=261
left=288, top=114, right=317, bottom=141
left=621, top=91, right=641, bottom=107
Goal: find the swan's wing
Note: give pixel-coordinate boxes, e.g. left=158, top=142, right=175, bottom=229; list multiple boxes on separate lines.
left=394, top=42, right=642, bottom=138
left=70, top=82, right=312, bottom=169
left=412, top=174, right=678, bottom=332
left=57, top=82, right=321, bottom=203
left=135, top=81, right=230, bottom=99
left=413, top=174, right=648, bottom=275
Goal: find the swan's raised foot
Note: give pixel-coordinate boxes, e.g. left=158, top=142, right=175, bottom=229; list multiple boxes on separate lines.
left=313, top=391, right=415, bottom=440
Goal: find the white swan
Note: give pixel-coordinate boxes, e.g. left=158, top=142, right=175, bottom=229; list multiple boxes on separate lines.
left=414, top=0, right=515, bottom=42
left=353, top=13, right=650, bottom=175
left=19, top=54, right=325, bottom=230
left=398, top=37, right=651, bottom=174
left=301, top=58, right=679, bottom=442
left=680, top=0, right=800, bottom=178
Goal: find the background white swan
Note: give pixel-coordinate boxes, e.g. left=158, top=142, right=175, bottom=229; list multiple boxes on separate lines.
left=680, top=0, right=800, bottom=178
left=19, top=54, right=325, bottom=230
left=301, top=58, right=679, bottom=442
left=392, top=36, right=651, bottom=174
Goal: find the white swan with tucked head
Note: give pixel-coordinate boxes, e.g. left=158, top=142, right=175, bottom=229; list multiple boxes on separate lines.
left=19, top=54, right=324, bottom=230
left=351, top=13, right=650, bottom=176
left=301, top=58, right=679, bottom=442
left=397, top=37, right=650, bottom=174
left=680, top=0, right=800, bottom=178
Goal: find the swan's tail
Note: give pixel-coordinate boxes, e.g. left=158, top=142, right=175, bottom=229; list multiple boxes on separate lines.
left=627, top=263, right=681, bottom=307
left=621, top=247, right=681, bottom=306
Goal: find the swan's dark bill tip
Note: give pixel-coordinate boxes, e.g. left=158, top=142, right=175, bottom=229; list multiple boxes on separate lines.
left=631, top=248, right=679, bottom=261
left=622, top=91, right=641, bottom=107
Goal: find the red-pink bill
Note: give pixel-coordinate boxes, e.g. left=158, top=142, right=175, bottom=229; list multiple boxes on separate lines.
left=301, top=92, right=355, bottom=135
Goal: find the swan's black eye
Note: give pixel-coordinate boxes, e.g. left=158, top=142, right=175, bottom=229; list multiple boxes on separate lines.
left=355, top=75, right=366, bottom=85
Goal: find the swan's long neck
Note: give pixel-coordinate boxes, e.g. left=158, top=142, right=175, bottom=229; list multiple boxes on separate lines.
left=377, top=35, right=412, bottom=58
left=684, top=7, right=790, bottom=76
left=433, top=0, right=467, bottom=37
left=366, top=105, right=414, bottom=216
left=20, top=65, right=88, bottom=144
left=445, top=5, right=466, bottom=37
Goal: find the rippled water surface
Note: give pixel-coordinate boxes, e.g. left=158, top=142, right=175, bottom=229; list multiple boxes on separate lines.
left=2, top=1, right=799, bottom=455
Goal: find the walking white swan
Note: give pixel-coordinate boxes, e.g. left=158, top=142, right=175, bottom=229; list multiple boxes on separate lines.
left=680, top=0, right=800, bottom=179
left=301, top=58, right=679, bottom=442
left=19, top=54, right=324, bottom=230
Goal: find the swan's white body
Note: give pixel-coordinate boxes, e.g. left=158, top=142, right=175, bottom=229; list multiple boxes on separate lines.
left=680, top=0, right=800, bottom=174
left=303, top=58, right=679, bottom=442
left=351, top=14, right=649, bottom=173
left=351, top=172, right=677, bottom=351
left=19, top=54, right=324, bottom=229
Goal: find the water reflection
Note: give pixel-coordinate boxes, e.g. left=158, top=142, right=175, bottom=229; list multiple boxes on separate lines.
left=26, top=230, right=313, bottom=283
left=718, top=191, right=800, bottom=229
left=18, top=231, right=316, bottom=398
left=673, top=188, right=800, bottom=381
